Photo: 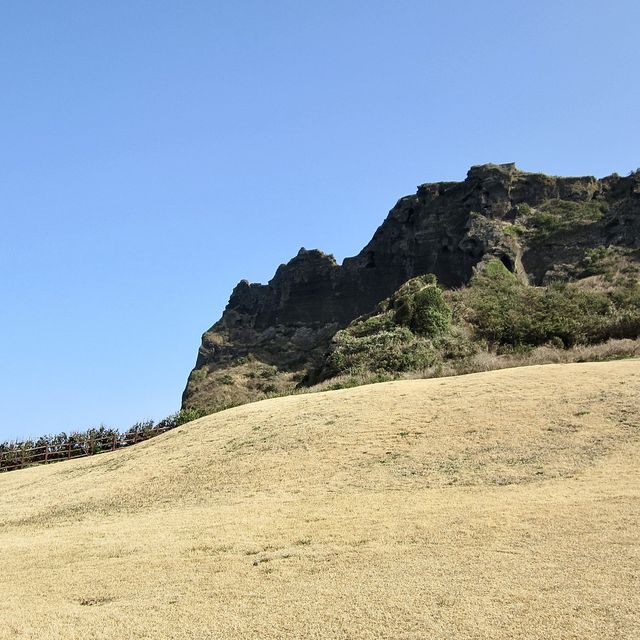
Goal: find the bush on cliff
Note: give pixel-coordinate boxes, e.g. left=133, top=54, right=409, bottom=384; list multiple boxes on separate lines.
left=321, top=260, right=640, bottom=381
left=325, top=324, right=439, bottom=375
left=321, top=276, right=454, bottom=378
left=394, top=283, right=451, bottom=337
left=463, top=259, right=640, bottom=348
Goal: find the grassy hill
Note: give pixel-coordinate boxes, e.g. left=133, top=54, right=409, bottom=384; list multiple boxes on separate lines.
left=2, top=360, right=639, bottom=639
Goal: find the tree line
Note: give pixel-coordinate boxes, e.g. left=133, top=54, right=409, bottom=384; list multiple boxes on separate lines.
left=0, top=408, right=206, bottom=472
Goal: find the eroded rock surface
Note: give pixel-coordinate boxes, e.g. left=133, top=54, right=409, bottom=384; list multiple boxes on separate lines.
left=183, top=163, right=640, bottom=411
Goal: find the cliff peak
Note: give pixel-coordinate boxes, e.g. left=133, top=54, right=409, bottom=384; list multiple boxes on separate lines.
left=182, top=164, right=639, bottom=412
left=467, top=162, right=519, bottom=179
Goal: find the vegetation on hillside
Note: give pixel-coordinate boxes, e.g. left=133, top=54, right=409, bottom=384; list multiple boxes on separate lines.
left=461, top=258, right=640, bottom=348
left=183, top=357, right=302, bottom=415
left=515, top=198, right=609, bottom=241
left=0, top=408, right=206, bottom=471
left=319, top=276, right=466, bottom=379
left=316, top=253, right=640, bottom=382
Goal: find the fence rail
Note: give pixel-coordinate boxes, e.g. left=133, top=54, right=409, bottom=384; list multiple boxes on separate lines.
left=0, top=425, right=176, bottom=474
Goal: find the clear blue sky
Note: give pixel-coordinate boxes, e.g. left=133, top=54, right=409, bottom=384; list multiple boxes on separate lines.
left=1, top=0, right=639, bottom=441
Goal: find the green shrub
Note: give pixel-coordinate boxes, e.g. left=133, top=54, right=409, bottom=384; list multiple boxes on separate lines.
left=437, top=329, right=480, bottom=361
left=176, top=407, right=207, bottom=425
left=582, top=246, right=611, bottom=275
left=326, top=325, right=438, bottom=376
left=408, top=286, right=452, bottom=336
left=581, top=246, right=640, bottom=281
left=393, top=284, right=451, bottom=337
left=465, top=259, right=638, bottom=347
left=190, top=368, right=207, bottom=383
left=315, top=264, right=639, bottom=386
left=350, top=313, right=396, bottom=338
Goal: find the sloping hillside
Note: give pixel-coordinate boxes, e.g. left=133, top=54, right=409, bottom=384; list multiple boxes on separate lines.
left=2, top=361, right=639, bottom=639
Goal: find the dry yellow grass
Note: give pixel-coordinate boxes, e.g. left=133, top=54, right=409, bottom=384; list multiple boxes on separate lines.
left=1, top=360, right=639, bottom=639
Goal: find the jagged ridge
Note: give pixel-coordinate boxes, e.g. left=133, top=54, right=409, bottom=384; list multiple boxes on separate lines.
left=183, top=163, right=640, bottom=411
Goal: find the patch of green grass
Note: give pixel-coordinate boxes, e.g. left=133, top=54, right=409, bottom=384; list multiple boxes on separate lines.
left=519, top=198, right=607, bottom=241
left=503, top=223, right=525, bottom=238
left=581, top=246, right=640, bottom=281
left=190, top=368, right=208, bottom=383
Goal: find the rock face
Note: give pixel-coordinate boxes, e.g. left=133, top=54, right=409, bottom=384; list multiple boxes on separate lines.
left=182, top=163, right=640, bottom=411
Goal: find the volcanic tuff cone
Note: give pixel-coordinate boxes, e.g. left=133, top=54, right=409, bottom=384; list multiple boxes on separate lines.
left=183, top=164, right=640, bottom=412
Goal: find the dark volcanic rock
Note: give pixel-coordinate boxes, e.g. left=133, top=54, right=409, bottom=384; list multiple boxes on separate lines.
left=182, top=164, right=640, bottom=411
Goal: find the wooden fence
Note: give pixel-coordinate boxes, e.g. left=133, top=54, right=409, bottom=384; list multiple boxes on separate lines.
left=0, top=424, right=176, bottom=474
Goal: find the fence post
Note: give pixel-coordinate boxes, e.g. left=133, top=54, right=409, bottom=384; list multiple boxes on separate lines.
left=44, top=446, right=49, bottom=464
left=67, top=442, right=71, bottom=460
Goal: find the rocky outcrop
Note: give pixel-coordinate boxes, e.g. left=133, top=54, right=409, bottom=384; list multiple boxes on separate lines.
left=182, top=163, right=640, bottom=411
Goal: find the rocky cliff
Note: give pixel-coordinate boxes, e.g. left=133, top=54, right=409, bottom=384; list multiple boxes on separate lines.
left=182, top=163, right=640, bottom=411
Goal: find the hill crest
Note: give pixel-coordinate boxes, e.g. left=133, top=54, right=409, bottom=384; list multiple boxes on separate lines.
left=2, top=360, right=639, bottom=639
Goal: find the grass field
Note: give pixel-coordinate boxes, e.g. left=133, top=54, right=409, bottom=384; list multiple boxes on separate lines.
left=1, top=361, right=639, bottom=639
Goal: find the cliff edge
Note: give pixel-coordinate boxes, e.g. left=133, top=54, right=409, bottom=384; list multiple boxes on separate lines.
left=182, top=163, right=640, bottom=411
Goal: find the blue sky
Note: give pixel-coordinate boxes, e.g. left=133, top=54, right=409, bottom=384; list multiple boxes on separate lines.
left=1, top=0, right=639, bottom=441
